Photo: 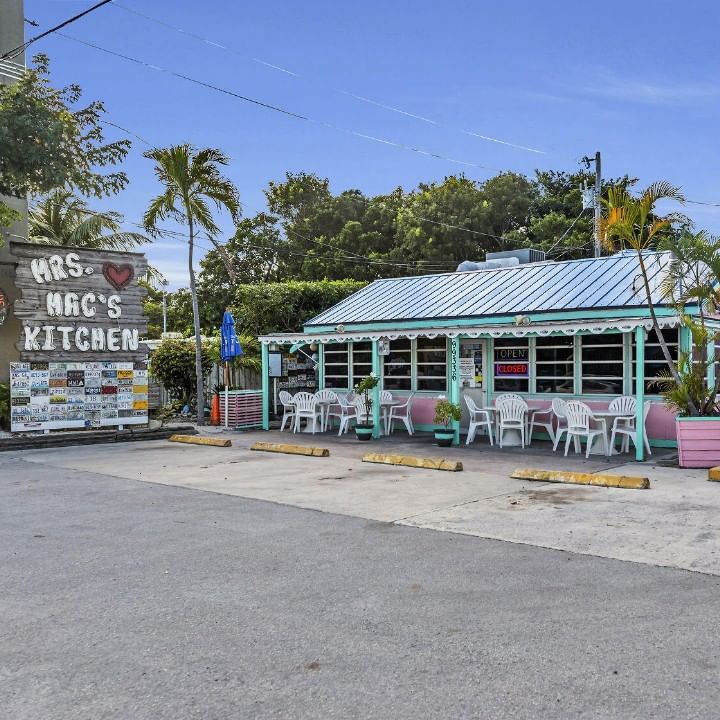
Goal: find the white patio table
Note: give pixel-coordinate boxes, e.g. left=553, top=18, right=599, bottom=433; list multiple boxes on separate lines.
left=588, top=410, right=635, bottom=455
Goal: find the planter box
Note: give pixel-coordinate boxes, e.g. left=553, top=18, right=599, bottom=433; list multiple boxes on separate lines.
left=677, top=417, right=720, bottom=468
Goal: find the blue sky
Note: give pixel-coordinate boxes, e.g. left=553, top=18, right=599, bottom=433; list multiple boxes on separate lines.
left=23, top=0, right=720, bottom=287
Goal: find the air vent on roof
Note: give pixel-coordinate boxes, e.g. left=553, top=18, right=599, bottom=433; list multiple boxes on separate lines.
left=486, top=249, right=546, bottom=264
left=456, top=248, right=546, bottom=272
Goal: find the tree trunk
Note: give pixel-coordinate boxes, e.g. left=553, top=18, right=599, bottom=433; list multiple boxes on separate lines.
left=188, top=216, right=205, bottom=425
left=637, top=251, right=699, bottom=415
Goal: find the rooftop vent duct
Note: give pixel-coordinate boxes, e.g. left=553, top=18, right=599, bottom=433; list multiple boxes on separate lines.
left=486, top=249, right=546, bottom=264
left=456, top=248, right=546, bottom=272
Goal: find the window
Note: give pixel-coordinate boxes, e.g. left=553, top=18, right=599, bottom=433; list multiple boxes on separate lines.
left=416, top=337, right=448, bottom=391
left=383, top=338, right=412, bottom=390
left=633, top=328, right=678, bottom=394
left=493, top=338, right=529, bottom=393
left=535, top=336, right=574, bottom=393
left=323, top=343, right=349, bottom=389
left=581, top=333, right=624, bottom=394
left=351, top=341, right=373, bottom=386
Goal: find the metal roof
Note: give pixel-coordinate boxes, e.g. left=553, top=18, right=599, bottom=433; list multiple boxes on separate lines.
left=306, top=251, right=677, bottom=327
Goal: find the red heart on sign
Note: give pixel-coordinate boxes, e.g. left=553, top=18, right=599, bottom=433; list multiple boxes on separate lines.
left=102, top=262, right=134, bottom=291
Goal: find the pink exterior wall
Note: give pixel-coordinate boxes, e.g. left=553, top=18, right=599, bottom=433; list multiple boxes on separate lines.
left=404, top=393, right=678, bottom=443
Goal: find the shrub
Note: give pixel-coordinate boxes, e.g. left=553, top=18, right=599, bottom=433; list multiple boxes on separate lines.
left=149, top=340, right=212, bottom=405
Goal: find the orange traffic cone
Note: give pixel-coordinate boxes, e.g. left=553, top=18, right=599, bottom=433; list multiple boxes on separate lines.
left=210, top=393, right=221, bottom=426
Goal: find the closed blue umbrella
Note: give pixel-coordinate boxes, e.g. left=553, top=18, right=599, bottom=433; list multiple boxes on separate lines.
left=220, top=309, right=243, bottom=427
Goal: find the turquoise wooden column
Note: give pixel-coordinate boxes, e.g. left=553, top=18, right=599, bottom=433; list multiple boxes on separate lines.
left=261, top=342, right=270, bottom=430
left=317, top=343, right=325, bottom=390
left=371, top=339, right=381, bottom=438
left=449, top=336, right=461, bottom=445
left=634, top=326, right=645, bottom=461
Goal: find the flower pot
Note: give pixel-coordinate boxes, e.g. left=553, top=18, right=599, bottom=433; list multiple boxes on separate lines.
left=434, top=428, right=456, bottom=447
left=676, top=416, right=720, bottom=468
left=355, top=424, right=374, bottom=441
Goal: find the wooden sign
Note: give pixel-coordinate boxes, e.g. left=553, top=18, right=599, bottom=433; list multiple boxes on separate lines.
left=10, top=242, right=148, bottom=363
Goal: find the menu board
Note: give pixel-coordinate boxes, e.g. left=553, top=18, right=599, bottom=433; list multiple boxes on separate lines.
left=10, top=361, right=148, bottom=432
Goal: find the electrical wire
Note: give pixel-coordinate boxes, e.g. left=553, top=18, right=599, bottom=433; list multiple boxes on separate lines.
left=110, top=0, right=546, bottom=156
left=57, top=32, right=500, bottom=173
left=544, top=207, right=590, bottom=257
left=94, top=117, right=527, bottom=250
left=1, top=0, right=113, bottom=60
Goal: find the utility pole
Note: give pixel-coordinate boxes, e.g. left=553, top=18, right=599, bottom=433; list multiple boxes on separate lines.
left=581, top=151, right=602, bottom=258
left=593, top=151, right=602, bottom=258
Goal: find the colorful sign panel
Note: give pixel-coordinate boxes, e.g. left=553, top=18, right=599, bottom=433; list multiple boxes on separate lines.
left=10, top=361, right=148, bottom=432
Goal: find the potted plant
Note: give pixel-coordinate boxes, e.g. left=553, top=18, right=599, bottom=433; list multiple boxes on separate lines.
left=354, top=373, right=379, bottom=440
left=433, top=398, right=461, bottom=447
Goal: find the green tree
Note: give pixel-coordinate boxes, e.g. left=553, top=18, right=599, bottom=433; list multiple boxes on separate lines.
left=232, top=279, right=366, bottom=336
left=144, top=145, right=240, bottom=424
left=29, top=190, right=147, bottom=250
left=0, top=54, right=130, bottom=235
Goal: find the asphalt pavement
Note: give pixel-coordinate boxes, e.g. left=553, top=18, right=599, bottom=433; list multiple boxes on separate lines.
left=2, top=452, right=719, bottom=720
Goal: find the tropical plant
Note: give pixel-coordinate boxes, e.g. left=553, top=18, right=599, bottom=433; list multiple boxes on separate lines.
left=29, top=190, right=147, bottom=250
left=433, top=399, right=461, bottom=429
left=601, top=181, right=692, bottom=409
left=143, top=144, right=240, bottom=424
left=148, top=340, right=213, bottom=407
left=355, top=372, right=379, bottom=424
left=651, top=230, right=720, bottom=416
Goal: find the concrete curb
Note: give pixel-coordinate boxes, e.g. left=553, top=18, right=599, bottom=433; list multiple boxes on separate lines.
left=169, top=434, right=232, bottom=448
left=250, top=442, right=329, bottom=457
left=363, top=453, right=463, bottom=472
left=708, top=467, right=720, bottom=482
left=511, top=467, right=650, bottom=490
left=0, top=425, right=198, bottom=452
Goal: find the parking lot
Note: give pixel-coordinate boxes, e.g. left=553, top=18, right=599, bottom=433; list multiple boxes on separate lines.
left=6, top=430, right=718, bottom=576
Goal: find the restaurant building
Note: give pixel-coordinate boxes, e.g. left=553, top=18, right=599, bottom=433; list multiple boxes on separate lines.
left=259, top=250, right=720, bottom=460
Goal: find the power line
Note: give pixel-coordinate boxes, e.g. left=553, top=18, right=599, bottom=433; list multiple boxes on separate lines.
left=57, top=32, right=501, bottom=173
left=110, top=0, right=546, bottom=156
left=1, top=0, right=113, bottom=60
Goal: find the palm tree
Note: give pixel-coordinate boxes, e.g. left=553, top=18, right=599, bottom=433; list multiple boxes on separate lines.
left=143, top=145, right=240, bottom=425
left=29, top=190, right=148, bottom=250
left=600, top=181, right=693, bottom=408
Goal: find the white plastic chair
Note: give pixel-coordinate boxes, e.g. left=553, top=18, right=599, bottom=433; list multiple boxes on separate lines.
left=551, top=398, right=569, bottom=451
left=607, top=396, right=636, bottom=454
left=496, top=397, right=527, bottom=448
left=387, top=394, right=415, bottom=435
left=528, top=405, right=555, bottom=446
left=610, top=400, right=652, bottom=456
left=495, top=393, right=524, bottom=404
left=330, top=393, right=357, bottom=436
left=314, top=388, right=339, bottom=431
left=278, top=390, right=296, bottom=432
left=354, top=396, right=372, bottom=426
left=292, top=391, right=322, bottom=434
left=564, top=401, right=607, bottom=458
left=464, top=395, right=494, bottom=446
